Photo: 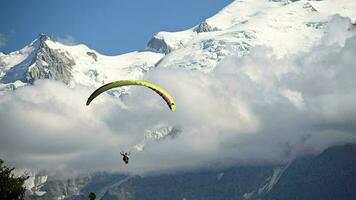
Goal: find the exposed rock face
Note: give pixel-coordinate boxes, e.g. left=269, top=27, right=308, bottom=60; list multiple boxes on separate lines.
left=25, top=173, right=127, bottom=200
left=0, top=34, right=75, bottom=85
left=27, top=45, right=75, bottom=85
left=26, top=175, right=89, bottom=200
left=86, top=51, right=98, bottom=62
left=25, top=173, right=48, bottom=197
left=194, top=20, right=218, bottom=33
left=303, top=2, right=318, bottom=12
left=146, top=37, right=173, bottom=54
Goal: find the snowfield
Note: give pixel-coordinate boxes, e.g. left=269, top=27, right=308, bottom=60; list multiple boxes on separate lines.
left=0, top=34, right=164, bottom=92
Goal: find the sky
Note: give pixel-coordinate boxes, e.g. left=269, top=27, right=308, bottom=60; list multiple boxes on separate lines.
left=0, top=0, right=231, bottom=55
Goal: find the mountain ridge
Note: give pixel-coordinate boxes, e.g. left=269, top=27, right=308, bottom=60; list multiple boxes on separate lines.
left=0, top=33, right=164, bottom=93
left=25, top=144, right=356, bottom=200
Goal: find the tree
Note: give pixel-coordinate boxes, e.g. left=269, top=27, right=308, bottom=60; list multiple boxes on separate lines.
left=0, top=159, right=29, bottom=200
left=88, top=192, right=96, bottom=200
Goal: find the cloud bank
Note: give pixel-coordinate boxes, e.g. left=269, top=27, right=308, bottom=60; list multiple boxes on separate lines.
left=54, top=35, right=77, bottom=46
left=1, top=16, right=356, bottom=174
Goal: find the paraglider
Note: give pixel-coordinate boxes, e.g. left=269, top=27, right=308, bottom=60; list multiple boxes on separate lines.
left=86, top=80, right=176, bottom=112
left=120, top=151, right=130, bottom=164
left=86, top=80, right=176, bottom=165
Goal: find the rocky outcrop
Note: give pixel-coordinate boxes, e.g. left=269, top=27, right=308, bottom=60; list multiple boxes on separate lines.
left=26, top=176, right=88, bottom=200
left=146, top=37, right=174, bottom=54
left=27, top=44, right=75, bottom=85
left=25, top=173, right=127, bottom=200
left=194, top=20, right=220, bottom=33
left=0, top=34, right=75, bottom=85
left=303, top=2, right=318, bottom=12
left=86, top=51, right=98, bottom=62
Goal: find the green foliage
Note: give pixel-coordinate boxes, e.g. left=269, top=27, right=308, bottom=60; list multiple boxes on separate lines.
left=88, top=192, right=96, bottom=200
left=0, top=159, right=29, bottom=200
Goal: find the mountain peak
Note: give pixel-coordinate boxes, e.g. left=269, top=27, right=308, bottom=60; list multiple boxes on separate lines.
left=0, top=33, right=75, bottom=85
left=38, top=33, right=50, bottom=42
left=30, top=33, right=51, bottom=49
left=194, top=20, right=220, bottom=33
left=1, top=32, right=164, bottom=92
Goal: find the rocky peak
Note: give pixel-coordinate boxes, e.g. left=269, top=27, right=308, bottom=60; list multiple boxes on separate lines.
left=194, top=20, right=219, bottom=33
left=38, top=33, right=50, bottom=45
left=0, top=33, right=75, bottom=85
left=28, top=41, right=75, bottom=84
left=146, top=37, right=173, bottom=54
left=29, top=33, right=51, bottom=50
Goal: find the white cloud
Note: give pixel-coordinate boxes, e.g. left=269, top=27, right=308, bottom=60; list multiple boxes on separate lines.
left=54, top=35, right=77, bottom=45
left=1, top=16, right=356, bottom=174
left=281, top=89, right=304, bottom=110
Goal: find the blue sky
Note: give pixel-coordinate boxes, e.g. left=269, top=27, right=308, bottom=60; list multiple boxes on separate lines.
left=0, top=0, right=231, bottom=55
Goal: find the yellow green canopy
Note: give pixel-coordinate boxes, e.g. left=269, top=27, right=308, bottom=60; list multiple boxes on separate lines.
left=86, top=80, right=176, bottom=112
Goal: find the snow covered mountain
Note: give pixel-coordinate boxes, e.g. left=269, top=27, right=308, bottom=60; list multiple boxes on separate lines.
left=148, top=0, right=356, bottom=71
left=1, top=0, right=355, bottom=90
left=0, top=34, right=163, bottom=93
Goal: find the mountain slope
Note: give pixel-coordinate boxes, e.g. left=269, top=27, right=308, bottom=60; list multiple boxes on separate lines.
left=148, top=0, right=356, bottom=71
left=1, top=1, right=355, bottom=87
left=264, top=144, right=356, bottom=200
left=0, top=34, right=164, bottom=92
left=100, top=144, right=356, bottom=200
left=24, top=144, right=356, bottom=200
left=101, top=166, right=273, bottom=200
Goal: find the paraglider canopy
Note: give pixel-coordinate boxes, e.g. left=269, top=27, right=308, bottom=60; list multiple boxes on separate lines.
left=86, top=80, right=176, bottom=112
